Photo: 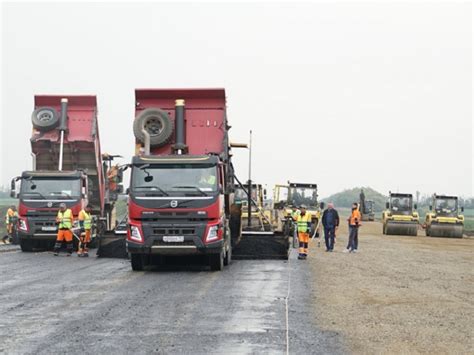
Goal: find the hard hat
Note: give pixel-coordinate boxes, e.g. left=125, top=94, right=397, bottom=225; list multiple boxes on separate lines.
left=59, top=203, right=67, bottom=208
left=300, top=204, right=307, bottom=209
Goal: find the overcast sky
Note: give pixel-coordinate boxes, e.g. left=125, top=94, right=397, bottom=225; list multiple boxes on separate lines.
left=1, top=1, right=473, bottom=198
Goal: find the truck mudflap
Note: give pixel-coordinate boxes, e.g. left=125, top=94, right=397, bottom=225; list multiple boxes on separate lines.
left=97, top=232, right=128, bottom=258
left=127, top=236, right=224, bottom=256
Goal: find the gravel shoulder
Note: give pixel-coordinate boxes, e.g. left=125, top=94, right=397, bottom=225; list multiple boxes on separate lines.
left=308, top=220, right=474, bottom=354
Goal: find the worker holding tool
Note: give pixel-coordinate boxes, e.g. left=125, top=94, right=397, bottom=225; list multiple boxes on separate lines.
left=322, top=202, right=340, bottom=252
left=344, top=202, right=362, bottom=253
left=77, top=205, right=93, bottom=257
left=54, top=203, right=74, bottom=256
left=296, top=205, right=312, bottom=260
left=3, top=205, right=18, bottom=244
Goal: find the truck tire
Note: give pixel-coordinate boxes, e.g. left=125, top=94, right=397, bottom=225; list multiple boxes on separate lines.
left=20, top=239, right=33, bottom=252
left=131, top=254, right=144, bottom=271
left=31, top=107, right=60, bottom=131
left=210, top=250, right=224, bottom=271
left=133, top=108, right=174, bottom=148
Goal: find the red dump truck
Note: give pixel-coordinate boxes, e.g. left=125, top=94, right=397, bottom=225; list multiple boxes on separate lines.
left=127, top=88, right=242, bottom=271
left=10, top=95, right=122, bottom=251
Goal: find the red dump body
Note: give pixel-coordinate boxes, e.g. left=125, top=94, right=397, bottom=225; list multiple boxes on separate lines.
left=135, top=88, right=226, bottom=156
left=31, top=95, right=105, bottom=211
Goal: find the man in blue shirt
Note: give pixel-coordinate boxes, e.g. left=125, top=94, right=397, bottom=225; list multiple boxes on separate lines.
left=322, top=202, right=340, bottom=252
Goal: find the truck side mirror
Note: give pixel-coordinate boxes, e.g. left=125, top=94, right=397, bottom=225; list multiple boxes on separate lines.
left=10, top=177, right=19, bottom=198
left=429, top=205, right=432, bottom=211
left=319, top=202, right=325, bottom=209
left=414, top=204, right=417, bottom=210
left=461, top=206, right=464, bottom=212
left=125, top=188, right=130, bottom=195
left=385, top=202, right=389, bottom=209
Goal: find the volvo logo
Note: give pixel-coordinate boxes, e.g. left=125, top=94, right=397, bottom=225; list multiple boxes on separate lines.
left=47, top=202, right=53, bottom=208
left=170, top=200, right=178, bottom=208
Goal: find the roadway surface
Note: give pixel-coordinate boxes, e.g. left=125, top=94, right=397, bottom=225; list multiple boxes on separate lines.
left=0, top=246, right=345, bottom=354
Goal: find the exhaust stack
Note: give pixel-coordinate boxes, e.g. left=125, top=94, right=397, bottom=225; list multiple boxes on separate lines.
left=58, top=98, right=68, bottom=171
left=173, top=99, right=187, bottom=154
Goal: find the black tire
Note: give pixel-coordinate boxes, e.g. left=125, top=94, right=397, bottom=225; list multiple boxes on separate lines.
left=224, top=243, right=232, bottom=266
left=131, top=254, right=144, bottom=271
left=31, top=107, right=59, bottom=131
left=20, top=239, right=33, bottom=252
left=382, top=224, right=386, bottom=235
left=210, top=251, right=224, bottom=271
left=425, top=227, right=430, bottom=237
left=133, top=108, right=174, bottom=148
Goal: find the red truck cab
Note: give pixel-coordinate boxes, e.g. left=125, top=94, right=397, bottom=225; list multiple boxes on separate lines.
left=127, top=89, right=241, bottom=271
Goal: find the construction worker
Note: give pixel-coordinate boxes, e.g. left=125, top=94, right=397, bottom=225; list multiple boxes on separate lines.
left=344, top=202, right=362, bottom=253
left=322, top=202, right=340, bottom=252
left=78, top=205, right=93, bottom=257
left=107, top=164, right=119, bottom=192
left=296, top=205, right=312, bottom=260
left=3, top=205, right=18, bottom=244
left=54, top=203, right=74, bottom=256
left=198, top=170, right=217, bottom=188
left=290, top=205, right=300, bottom=219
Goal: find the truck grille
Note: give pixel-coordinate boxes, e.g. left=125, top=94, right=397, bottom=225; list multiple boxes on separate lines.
left=152, top=228, right=196, bottom=235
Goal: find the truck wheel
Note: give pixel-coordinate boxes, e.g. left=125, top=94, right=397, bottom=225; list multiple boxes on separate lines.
left=20, top=239, right=33, bottom=252
left=131, top=254, right=145, bottom=271
left=210, top=251, right=224, bottom=271
left=31, top=107, right=59, bottom=131
left=224, top=244, right=232, bottom=266
left=133, top=108, right=174, bottom=148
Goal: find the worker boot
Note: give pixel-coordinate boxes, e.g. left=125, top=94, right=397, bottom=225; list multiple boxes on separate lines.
left=298, top=254, right=305, bottom=260
left=66, top=243, right=73, bottom=256
left=53, top=242, right=62, bottom=256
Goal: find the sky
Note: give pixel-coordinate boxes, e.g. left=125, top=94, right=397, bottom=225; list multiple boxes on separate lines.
left=1, top=1, right=473, bottom=199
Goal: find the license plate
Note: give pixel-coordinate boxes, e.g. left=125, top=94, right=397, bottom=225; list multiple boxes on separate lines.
left=42, top=226, right=57, bottom=231
left=163, top=236, right=184, bottom=242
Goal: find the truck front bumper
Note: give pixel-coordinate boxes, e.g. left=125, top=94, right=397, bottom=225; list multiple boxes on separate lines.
left=127, top=236, right=224, bottom=256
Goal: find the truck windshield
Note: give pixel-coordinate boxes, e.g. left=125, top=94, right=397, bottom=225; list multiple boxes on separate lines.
left=435, top=198, right=457, bottom=216
left=20, top=177, right=81, bottom=200
left=391, top=197, right=411, bottom=212
left=289, top=187, right=317, bottom=207
left=131, top=164, right=218, bottom=195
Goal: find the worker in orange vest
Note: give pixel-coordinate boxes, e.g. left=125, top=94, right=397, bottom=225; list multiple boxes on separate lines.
left=107, top=164, right=119, bottom=191
left=54, top=203, right=74, bottom=256
left=78, top=205, right=93, bottom=257
left=344, top=202, right=362, bottom=253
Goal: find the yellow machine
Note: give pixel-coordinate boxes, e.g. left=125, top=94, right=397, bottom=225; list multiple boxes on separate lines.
left=382, top=192, right=419, bottom=236
left=273, top=182, right=322, bottom=236
left=234, top=183, right=271, bottom=232
left=425, top=194, right=464, bottom=238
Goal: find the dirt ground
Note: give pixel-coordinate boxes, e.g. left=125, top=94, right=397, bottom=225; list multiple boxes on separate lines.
left=309, top=219, right=474, bottom=354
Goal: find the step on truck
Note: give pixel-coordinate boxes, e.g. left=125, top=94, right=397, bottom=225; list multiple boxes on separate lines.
left=10, top=95, right=122, bottom=252
left=127, top=88, right=242, bottom=271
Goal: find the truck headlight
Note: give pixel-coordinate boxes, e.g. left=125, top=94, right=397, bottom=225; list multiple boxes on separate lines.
left=129, top=225, right=143, bottom=242
left=206, top=225, right=220, bottom=242
left=19, top=218, right=28, bottom=231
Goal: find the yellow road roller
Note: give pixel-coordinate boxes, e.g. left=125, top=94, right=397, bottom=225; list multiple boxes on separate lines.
left=425, top=194, right=464, bottom=238
left=382, top=192, right=419, bottom=236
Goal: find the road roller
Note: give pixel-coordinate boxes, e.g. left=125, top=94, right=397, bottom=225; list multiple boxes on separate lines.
left=382, top=192, right=419, bottom=236
left=425, top=194, right=464, bottom=238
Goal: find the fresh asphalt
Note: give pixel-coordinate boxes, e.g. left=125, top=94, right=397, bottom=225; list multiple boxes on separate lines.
left=0, top=245, right=345, bottom=354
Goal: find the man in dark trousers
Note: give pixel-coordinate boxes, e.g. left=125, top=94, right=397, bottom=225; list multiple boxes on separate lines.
left=322, top=202, right=339, bottom=252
